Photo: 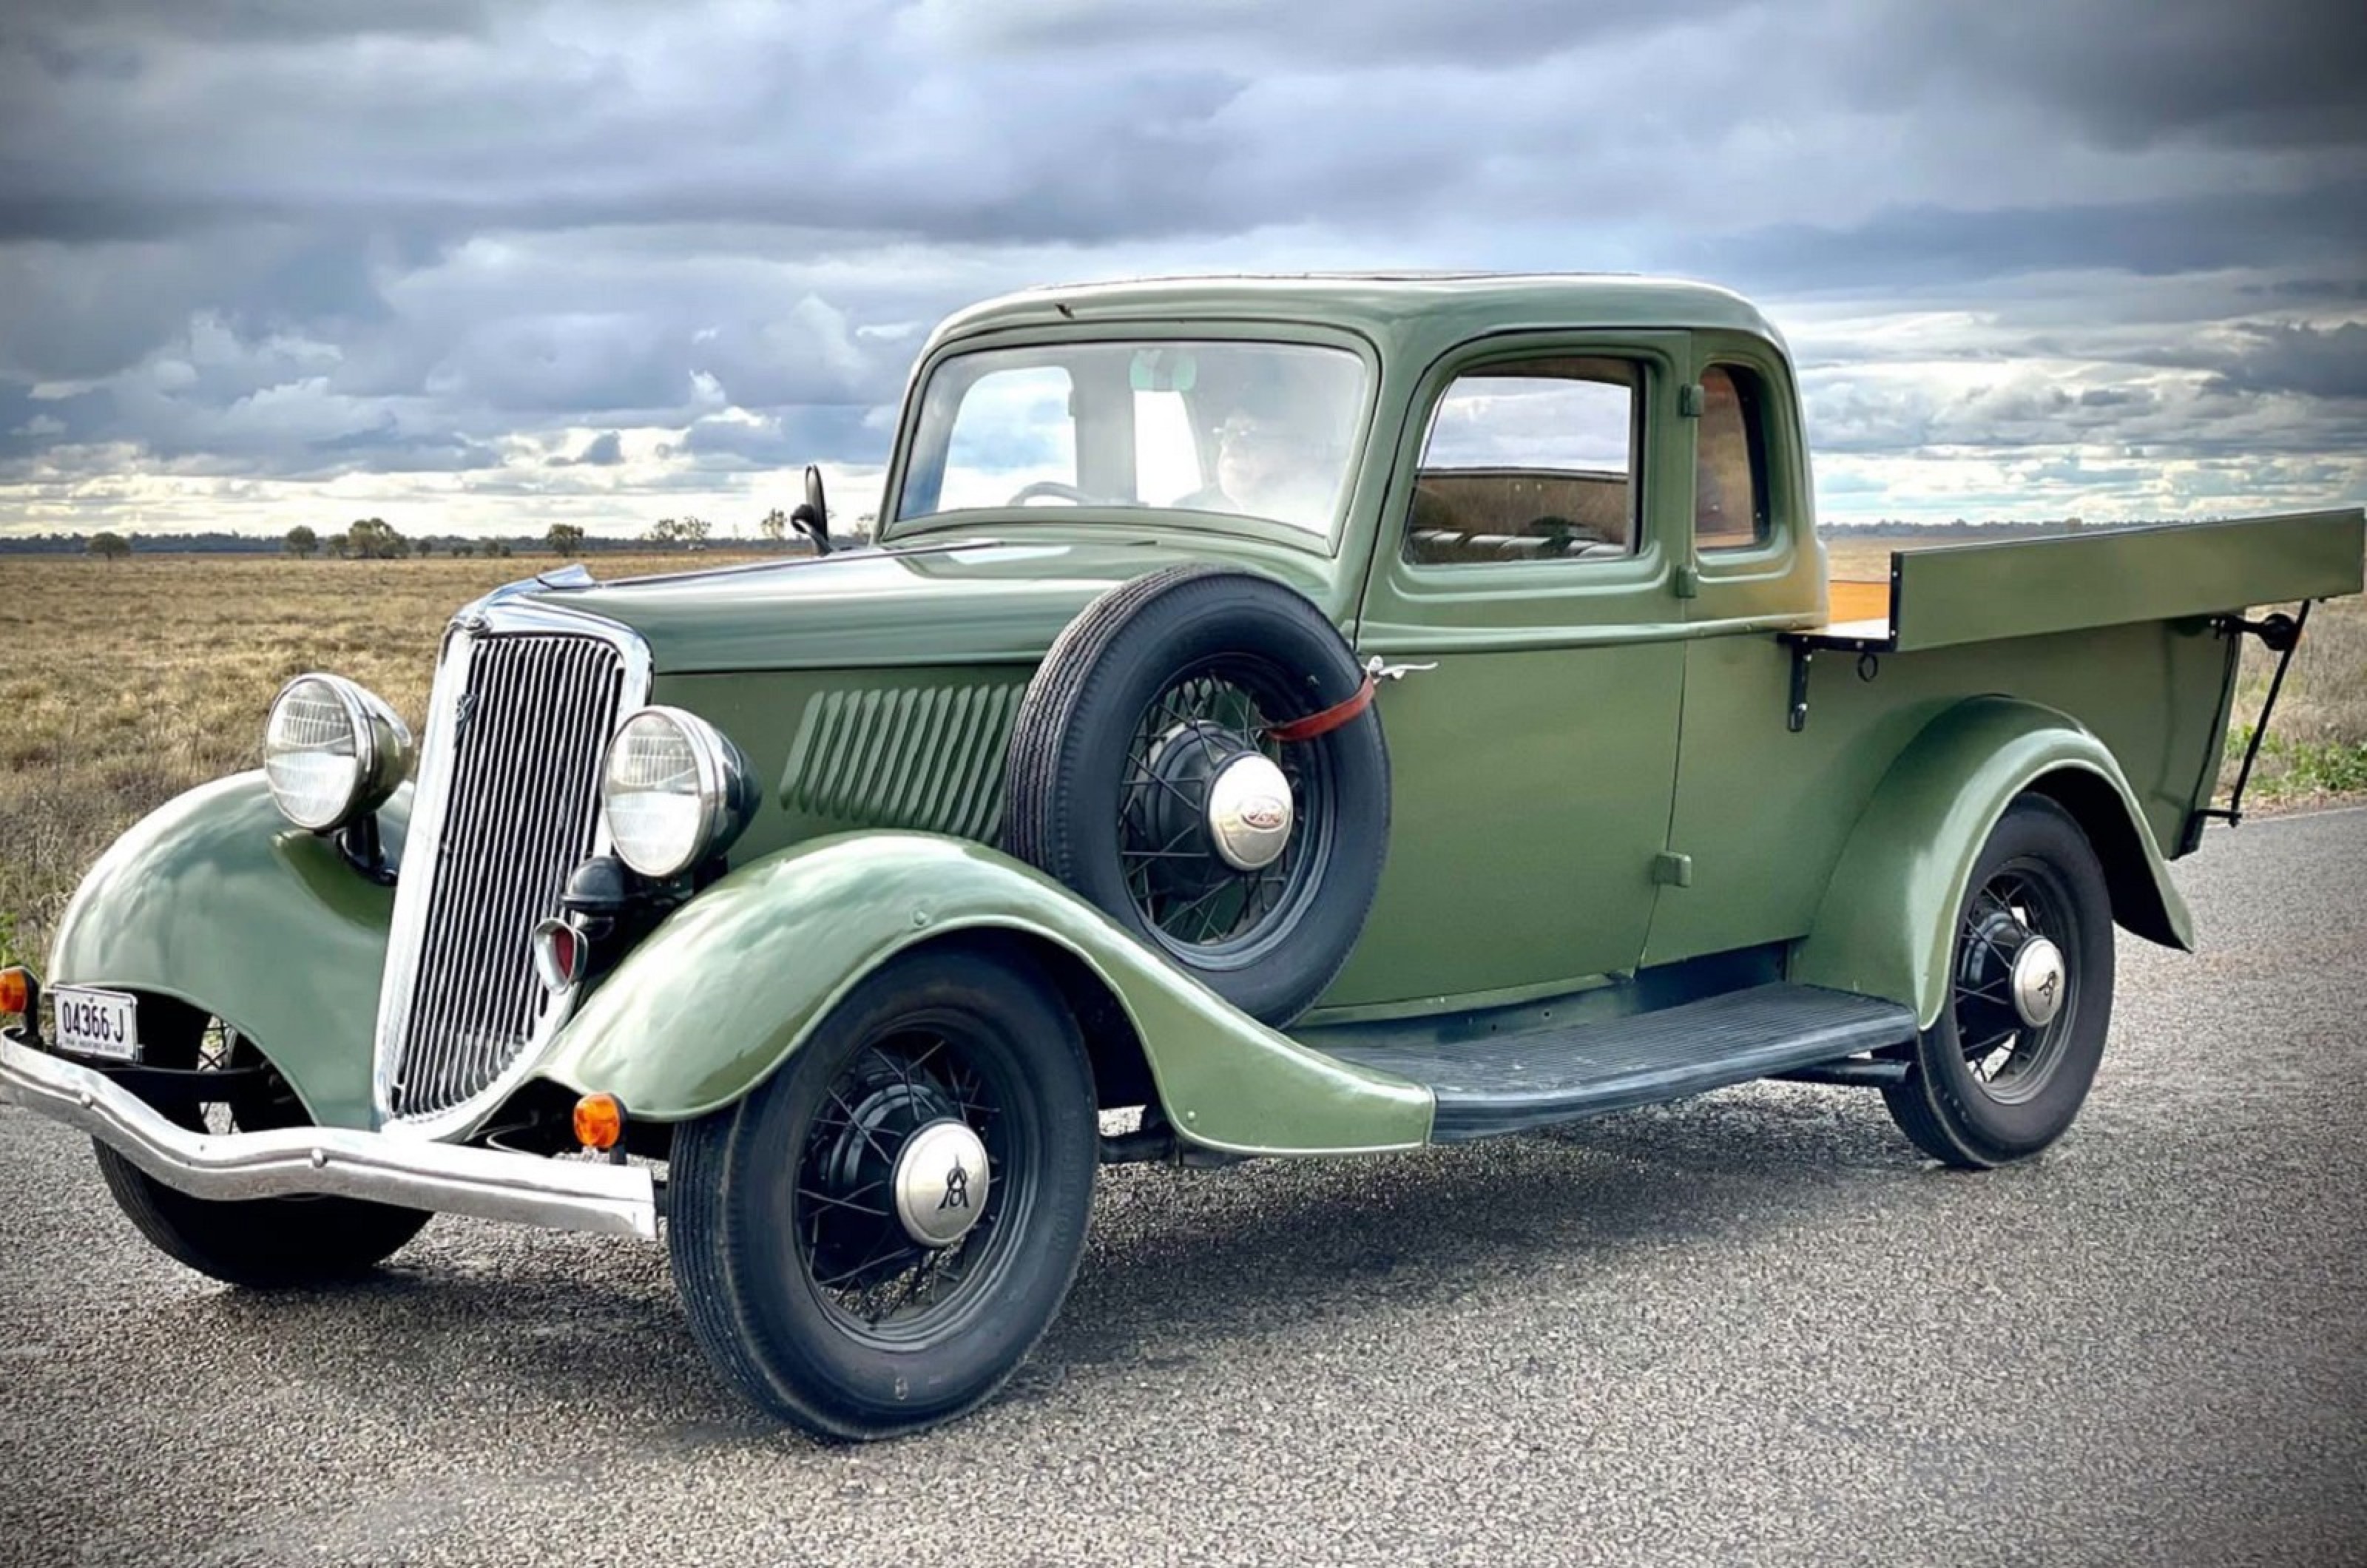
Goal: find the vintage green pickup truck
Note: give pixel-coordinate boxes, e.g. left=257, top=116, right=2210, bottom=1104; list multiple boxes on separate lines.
left=4, top=274, right=2360, bottom=1439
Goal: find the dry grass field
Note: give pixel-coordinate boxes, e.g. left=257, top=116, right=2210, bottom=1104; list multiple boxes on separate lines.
left=1, top=540, right=2361, bottom=970
left=0, top=550, right=778, bottom=968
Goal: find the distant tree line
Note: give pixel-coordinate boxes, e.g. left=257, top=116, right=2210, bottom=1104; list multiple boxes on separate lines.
left=1832, top=516, right=2119, bottom=536
left=12, top=517, right=846, bottom=558
left=24, top=511, right=2138, bottom=562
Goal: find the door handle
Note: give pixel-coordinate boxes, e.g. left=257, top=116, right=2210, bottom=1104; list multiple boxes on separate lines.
left=1365, top=655, right=1439, bottom=682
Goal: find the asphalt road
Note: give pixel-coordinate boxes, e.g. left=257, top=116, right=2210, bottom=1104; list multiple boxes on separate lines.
left=4, top=808, right=2365, bottom=1567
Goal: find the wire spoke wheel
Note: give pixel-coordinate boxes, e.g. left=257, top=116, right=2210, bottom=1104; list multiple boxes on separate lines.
left=1002, top=564, right=1391, bottom=1026
left=1950, top=861, right=2079, bottom=1104
left=667, top=947, right=1098, bottom=1439
left=1883, top=796, right=2116, bottom=1169
left=92, top=995, right=430, bottom=1287
left=1115, top=657, right=1329, bottom=962
left=794, top=1020, right=1026, bottom=1345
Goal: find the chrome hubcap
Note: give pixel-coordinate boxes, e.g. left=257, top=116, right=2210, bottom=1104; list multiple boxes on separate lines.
left=1205, top=752, right=1294, bottom=871
left=2010, top=935, right=2067, bottom=1028
left=891, top=1118, right=990, bottom=1248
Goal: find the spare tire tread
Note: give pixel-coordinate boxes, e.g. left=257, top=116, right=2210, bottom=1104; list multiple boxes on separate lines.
left=1004, top=564, right=1388, bottom=1024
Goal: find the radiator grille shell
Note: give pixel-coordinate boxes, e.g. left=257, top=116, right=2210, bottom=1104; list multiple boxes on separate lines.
left=372, top=601, right=649, bottom=1134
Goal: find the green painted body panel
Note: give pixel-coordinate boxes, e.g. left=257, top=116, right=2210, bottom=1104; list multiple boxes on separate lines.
left=1883, top=511, right=2364, bottom=653
left=1644, top=616, right=2237, bottom=970
left=1323, top=642, right=1681, bottom=1004
left=1328, top=328, right=1692, bottom=1006
left=1789, top=697, right=2192, bottom=1028
left=47, top=774, right=404, bottom=1130
left=646, top=666, right=1034, bottom=864
left=539, top=536, right=1338, bottom=675
left=533, top=833, right=1434, bottom=1155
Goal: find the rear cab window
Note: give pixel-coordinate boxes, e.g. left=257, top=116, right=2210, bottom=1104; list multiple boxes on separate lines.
left=1695, top=365, right=1770, bottom=552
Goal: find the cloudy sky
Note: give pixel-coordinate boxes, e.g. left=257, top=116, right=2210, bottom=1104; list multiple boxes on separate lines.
left=1, top=0, right=2360, bottom=537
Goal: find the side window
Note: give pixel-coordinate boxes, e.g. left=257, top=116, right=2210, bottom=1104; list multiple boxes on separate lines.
left=1695, top=365, right=1769, bottom=550
left=1405, top=356, right=1638, bottom=566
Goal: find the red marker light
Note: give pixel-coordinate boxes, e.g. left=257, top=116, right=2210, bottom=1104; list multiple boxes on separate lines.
left=531, top=918, right=585, bottom=992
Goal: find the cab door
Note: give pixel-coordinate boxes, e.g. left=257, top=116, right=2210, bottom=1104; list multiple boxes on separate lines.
left=1320, top=331, right=1692, bottom=1010
left=1643, top=332, right=1840, bottom=968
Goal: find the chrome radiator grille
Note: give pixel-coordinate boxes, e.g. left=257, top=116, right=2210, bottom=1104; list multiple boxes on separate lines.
left=377, top=616, right=643, bottom=1126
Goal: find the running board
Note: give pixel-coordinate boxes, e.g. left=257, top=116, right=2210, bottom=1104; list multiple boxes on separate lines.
left=1314, top=983, right=1919, bottom=1142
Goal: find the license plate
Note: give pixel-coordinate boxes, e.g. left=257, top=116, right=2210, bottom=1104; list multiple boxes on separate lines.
left=53, top=986, right=139, bottom=1062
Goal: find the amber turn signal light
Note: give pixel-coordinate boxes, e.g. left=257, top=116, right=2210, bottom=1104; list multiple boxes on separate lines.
left=573, top=1092, right=625, bottom=1152
left=0, top=966, right=31, bottom=1018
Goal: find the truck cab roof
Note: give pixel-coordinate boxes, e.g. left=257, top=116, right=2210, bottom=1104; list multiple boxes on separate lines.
left=931, top=272, right=1789, bottom=359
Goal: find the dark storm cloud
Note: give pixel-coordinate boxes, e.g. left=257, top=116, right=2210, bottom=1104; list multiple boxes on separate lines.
left=2205, top=323, right=2367, bottom=402
left=305, top=420, right=504, bottom=473
left=680, top=405, right=888, bottom=469
left=0, top=0, right=2360, bottom=522
left=1832, top=0, right=2367, bottom=152
left=7, top=0, right=499, bottom=46
left=919, top=0, right=1759, bottom=68
left=547, top=430, right=624, bottom=467
left=1706, top=178, right=2367, bottom=296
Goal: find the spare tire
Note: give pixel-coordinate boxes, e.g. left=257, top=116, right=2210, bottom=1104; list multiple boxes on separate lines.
left=1003, top=564, right=1390, bottom=1025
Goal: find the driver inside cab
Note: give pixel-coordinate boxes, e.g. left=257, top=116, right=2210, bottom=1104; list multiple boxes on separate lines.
left=1177, top=396, right=1347, bottom=532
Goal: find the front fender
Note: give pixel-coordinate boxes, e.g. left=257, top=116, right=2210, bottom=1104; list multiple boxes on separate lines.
left=1791, top=696, right=2194, bottom=1030
left=48, top=773, right=405, bottom=1129
left=538, top=833, right=1434, bottom=1156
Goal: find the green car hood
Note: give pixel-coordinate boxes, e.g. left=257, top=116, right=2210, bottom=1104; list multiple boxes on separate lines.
left=527, top=534, right=1338, bottom=675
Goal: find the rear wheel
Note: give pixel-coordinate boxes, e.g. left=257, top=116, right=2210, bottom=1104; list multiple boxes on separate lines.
left=95, top=1001, right=430, bottom=1288
left=1882, top=797, right=2116, bottom=1168
left=667, top=947, right=1097, bottom=1439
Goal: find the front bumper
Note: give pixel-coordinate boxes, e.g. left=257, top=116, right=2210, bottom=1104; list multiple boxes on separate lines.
left=0, top=1028, right=657, bottom=1240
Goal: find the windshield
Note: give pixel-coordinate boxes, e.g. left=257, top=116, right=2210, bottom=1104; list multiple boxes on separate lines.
left=895, top=339, right=1369, bottom=538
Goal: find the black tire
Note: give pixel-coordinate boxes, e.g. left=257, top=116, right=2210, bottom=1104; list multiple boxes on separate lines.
left=1882, top=796, right=2116, bottom=1169
left=1003, top=564, right=1389, bottom=1024
left=95, top=1004, right=430, bottom=1288
left=667, top=945, right=1097, bottom=1440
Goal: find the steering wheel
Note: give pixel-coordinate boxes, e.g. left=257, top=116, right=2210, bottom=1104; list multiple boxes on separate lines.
left=1007, top=480, right=1097, bottom=506
left=1526, top=514, right=1608, bottom=547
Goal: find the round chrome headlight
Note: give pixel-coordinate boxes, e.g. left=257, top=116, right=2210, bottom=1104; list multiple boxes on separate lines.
left=598, top=706, right=755, bottom=879
left=263, top=674, right=412, bottom=833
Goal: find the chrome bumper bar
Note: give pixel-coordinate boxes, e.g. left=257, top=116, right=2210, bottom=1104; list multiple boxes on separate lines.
left=0, top=1029, right=657, bottom=1240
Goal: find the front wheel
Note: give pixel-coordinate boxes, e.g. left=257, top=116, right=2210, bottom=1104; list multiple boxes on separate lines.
left=667, top=946, right=1098, bottom=1439
left=96, top=1004, right=430, bottom=1288
left=1882, top=796, right=2116, bottom=1169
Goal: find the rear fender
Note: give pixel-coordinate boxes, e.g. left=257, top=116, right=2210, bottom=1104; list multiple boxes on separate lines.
left=1791, top=696, right=2193, bottom=1030
left=538, top=833, right=1434, bottom=1156
left=47, top=773, right=403, bottom=1129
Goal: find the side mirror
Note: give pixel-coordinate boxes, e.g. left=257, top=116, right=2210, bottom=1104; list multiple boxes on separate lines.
left=789, top=464, right=831, bottom=555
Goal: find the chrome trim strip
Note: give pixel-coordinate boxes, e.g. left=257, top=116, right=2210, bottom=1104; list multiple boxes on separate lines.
left=0, top=1031, right=656, bottom=1240
left=370, top=595, right=652, bottom=1141
left=369, top=623, right=472, bottom=1125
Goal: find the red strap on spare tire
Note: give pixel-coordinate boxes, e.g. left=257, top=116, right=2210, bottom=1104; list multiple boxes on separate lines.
left=1264, top=671, right=1376, bottom=744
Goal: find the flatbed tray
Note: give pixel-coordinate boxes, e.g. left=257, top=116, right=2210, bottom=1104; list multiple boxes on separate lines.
left=1792, top=510, right=2363, bottom=655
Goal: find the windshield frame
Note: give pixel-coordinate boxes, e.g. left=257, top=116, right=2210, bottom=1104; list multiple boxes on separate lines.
left=877, top=320, right=1384, bottom=558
